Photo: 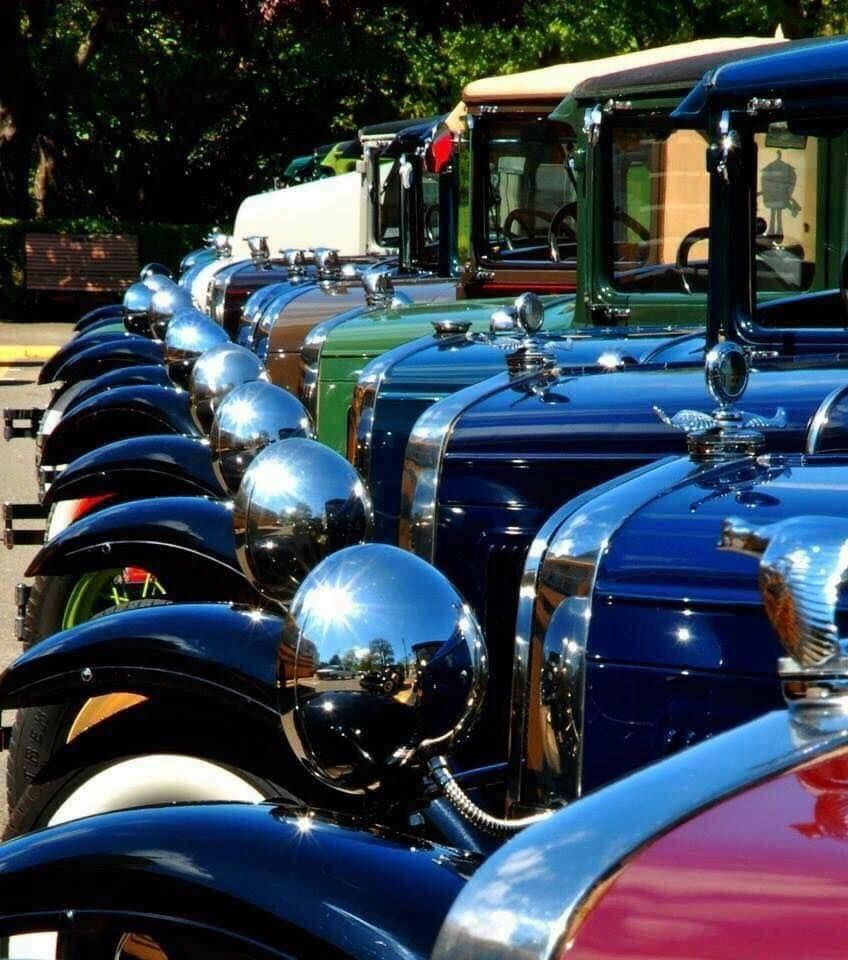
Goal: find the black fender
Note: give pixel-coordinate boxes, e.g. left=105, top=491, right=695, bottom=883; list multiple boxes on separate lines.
left=70, top=316, right=124, bottom=337
left=25, top=495, right=254, bottom=600
left=40, top=331, right=152, bottom=384
left=43, top=434, right=219, bottom=508
left=62, top=363, right=173, bottom=413
left=73, top=303, right=124, bottom=333
left=45, top=336, right=165, bottom=387
left=38, top=384, right=197, bottom=468
left=0, top=802, right=467, bottom=959
left=0, top=602, right=280, bottom=714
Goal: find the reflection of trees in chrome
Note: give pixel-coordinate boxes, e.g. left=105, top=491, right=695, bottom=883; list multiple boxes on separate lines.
left=324, top=638, right=402, bottom=674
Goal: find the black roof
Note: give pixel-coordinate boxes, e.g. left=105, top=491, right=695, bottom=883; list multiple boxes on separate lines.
left=570, top=39, right=788, bottom=101
left=359, top=117, right=436, bottom=139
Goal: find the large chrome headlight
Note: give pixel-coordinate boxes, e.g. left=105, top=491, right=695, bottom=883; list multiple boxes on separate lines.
left=233, top=438, right=373, bottom=604
left=210, top=381, right=315, bottom=495
left=149, top=285, right=194, bottom=340
left=122, top=282, right=155, bottom=335
left=189, top=343, right=269, bottom=434
left=164, top=309, right=229, bottom=388
left=279, top=543, right=488, bottom=794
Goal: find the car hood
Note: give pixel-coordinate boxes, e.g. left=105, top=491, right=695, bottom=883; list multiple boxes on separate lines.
left=321, top=295, right=577, bottom=361
left=446, top=359, right=848, bottom=462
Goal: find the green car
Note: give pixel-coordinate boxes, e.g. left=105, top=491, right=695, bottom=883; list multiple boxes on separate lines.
left=309, top=38, right=789, bottom=454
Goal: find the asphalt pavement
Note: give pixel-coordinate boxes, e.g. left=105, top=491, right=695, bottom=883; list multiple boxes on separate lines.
left=0, top=322, right=72, bottom=831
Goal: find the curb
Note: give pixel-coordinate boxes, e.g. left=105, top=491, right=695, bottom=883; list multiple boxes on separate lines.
left=0, top=346, right=56, bottom=364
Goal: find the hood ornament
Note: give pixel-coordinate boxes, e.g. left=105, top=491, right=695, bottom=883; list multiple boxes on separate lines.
left=244, top=235, right=270, bottom=265
left=488, top=293, right=550, bottom=373
left=362, top=270, right=413, bottom=309
left=654, top=342, right=786, bottom=460
left=720, top=515, right=848, bottom=704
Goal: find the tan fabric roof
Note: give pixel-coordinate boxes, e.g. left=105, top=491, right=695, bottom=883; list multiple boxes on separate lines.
left=462, top=37, right=782, bottom=105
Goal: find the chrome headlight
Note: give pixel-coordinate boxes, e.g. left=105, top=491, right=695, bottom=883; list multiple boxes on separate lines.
left=279, top=543, right=488, bottom=794
left=149, top=285, right=194, bottom=340
left=189, top=342, right=269, bottom=433
left=233, top=438, right=373, bottom=604
left=139, top=262, right=173, bottom=282
left=163, top=309, right=229, bottom=388
left=141, top=273, right=177, bottom=294
left=122, top=282, right=155, bottom=335
left=210, top=381, right=314, bottom=495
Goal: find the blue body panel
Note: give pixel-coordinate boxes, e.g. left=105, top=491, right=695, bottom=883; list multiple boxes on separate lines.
left=577, top=454, right=848, bottom=791
left=72, top=303, right=124, bottom=333
left=368, top=329, right=703, bottom=542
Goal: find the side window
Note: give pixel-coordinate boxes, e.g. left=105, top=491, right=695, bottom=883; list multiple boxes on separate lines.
left=611, top=126, right=711, bottom=294
left=754, top=125, right=818, bottom=293
left=378, top=159, right=401, bottom=246
left=422, top=170, right=440, bottom=245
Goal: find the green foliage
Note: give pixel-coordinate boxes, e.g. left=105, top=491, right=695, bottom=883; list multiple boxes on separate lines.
left=1, top=0, right=847, bottom=227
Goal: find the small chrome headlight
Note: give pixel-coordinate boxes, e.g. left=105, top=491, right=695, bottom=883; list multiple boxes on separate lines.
left=279, top=543, right=488, bottom=795
left=141, top=273, right=177, bottom=294
left=139, top=262, right=173, bottom=282
left=163, top=309, right=229, bottom=388
left=149, top=285, right=194, bottom=339
left=189, top=343, right=269, bottom=433
left=122, top=282, right=155, bottom=335
left=233, top=438, right=373, bottom=604
left=515, top=292, right=544, bottom=333
left=210, top=381, right=314, bottom=495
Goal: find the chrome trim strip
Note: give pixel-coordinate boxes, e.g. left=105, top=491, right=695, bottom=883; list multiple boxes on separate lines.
left=433, top=706, right=848, bottom=960
left=399, top=370, right=518, bottom=561
left=350, top=332, right=467, bottom=478
left=805, top=383, right=848, bottom=454
left=509, top=455, right=722, bottom=816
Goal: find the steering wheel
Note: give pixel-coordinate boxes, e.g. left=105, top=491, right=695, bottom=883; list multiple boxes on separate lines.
left=423, top=203, right=439, bottom=244
left=675, top=226, right=710, bottom=293
left=503, top=208, right=553, bottom=250
left=548, top=202, right=578, bottom=262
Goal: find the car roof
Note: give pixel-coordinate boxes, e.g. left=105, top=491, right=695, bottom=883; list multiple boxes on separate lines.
left=359, top=117, right=438, bottom=146
left=673, top=36, right=848, bottom=124
left=462, top=37, right=781, bottom=110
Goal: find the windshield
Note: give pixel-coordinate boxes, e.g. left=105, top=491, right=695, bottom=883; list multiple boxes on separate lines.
left=478, top=120, right=577, bottom=266
left=373, top=157, right=401, bottom=248
left=609, top=121, right=820, bottom=296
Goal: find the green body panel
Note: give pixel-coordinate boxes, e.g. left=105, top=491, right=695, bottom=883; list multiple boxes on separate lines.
left=316, top=296, right=576, bottom=453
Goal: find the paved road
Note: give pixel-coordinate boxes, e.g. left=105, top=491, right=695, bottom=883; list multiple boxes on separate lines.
left=0, top=341, right=69, bottom=832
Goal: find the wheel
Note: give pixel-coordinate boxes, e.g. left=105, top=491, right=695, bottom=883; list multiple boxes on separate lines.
left=4, top=702, right=292, bottom=960
left=7, top=578, right=168, bottom=811
left=5, top=696, right=293, bottom=840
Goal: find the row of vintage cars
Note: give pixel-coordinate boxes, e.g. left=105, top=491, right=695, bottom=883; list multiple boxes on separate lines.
left=0, top=32, right=846, bottom=960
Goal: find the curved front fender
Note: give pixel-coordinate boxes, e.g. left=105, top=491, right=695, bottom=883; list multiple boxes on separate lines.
left=0, top=802, right=468, bottom=960
left=38, top=385, right=197, bottom=468
left=48, top=336, right=165, bottom=387
left=0, top=602, right=280, bottom=714
left=73, top=303, right=124, bottom=334
left=26, top=496, right=251, bottom=599
left=43, top=435, right=220, bottom=508
left=40, top=332, right=151, bottom=384
left=71, top=316, right=125, bottom=337
left=63, top=364, right=174, bottom=414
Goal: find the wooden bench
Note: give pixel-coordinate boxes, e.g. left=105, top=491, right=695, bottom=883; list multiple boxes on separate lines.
left=25, top=233, right=139, bottom=295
